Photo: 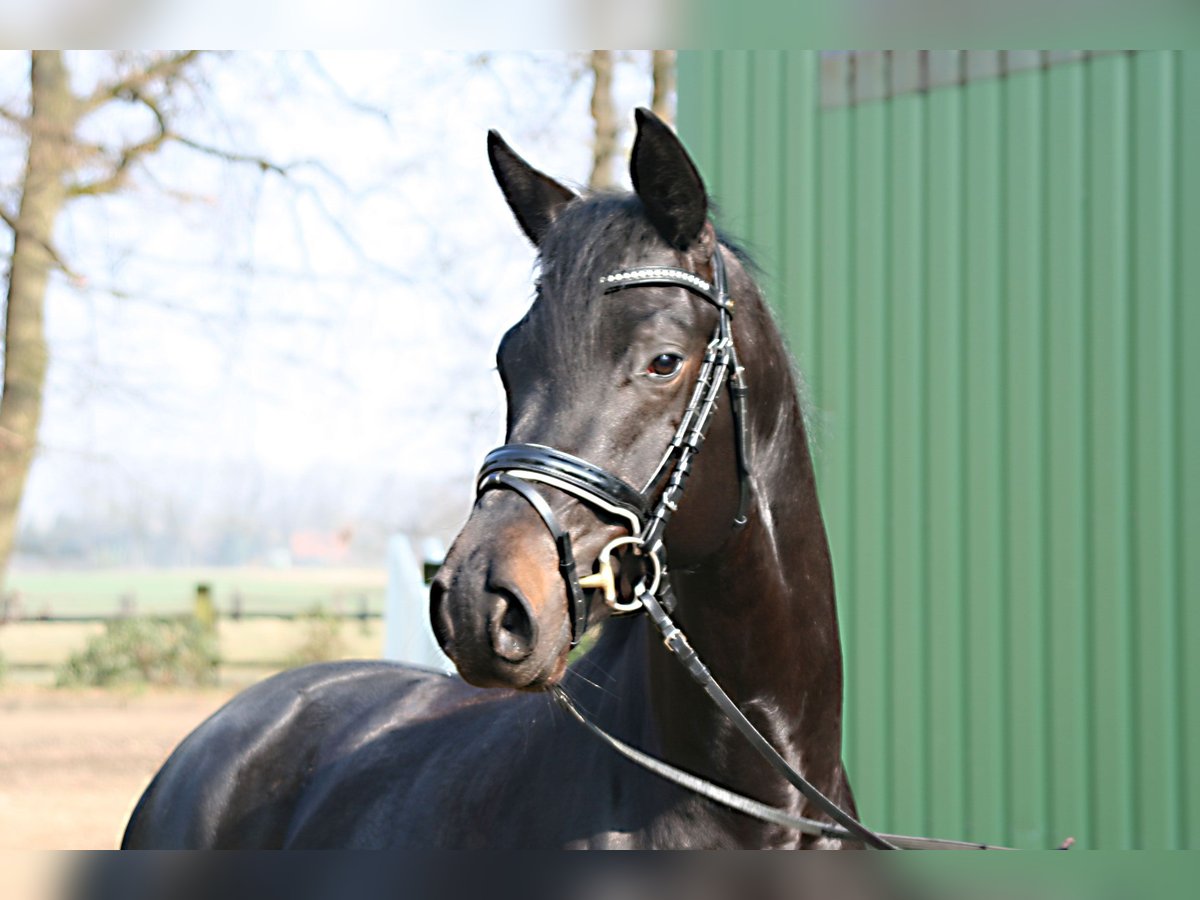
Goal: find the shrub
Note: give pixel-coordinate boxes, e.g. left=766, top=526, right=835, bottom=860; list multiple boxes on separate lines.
left=286, top=606, right=347, bottom=668
left=56, top=616, right=219, bottom=688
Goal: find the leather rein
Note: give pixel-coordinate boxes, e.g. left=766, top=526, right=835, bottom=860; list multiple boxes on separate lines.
left=475, top=246, right=1013, bottom=850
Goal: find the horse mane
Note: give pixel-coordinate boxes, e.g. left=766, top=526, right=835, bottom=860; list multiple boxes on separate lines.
left=712, top=222, right=819, bottom=452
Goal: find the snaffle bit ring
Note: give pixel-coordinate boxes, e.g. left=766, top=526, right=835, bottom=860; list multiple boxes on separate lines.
left=577, top=535, right=662, bottom=613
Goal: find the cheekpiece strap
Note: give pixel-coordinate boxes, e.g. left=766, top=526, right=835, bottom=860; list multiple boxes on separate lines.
left=478, top=472, right=590, bottom=645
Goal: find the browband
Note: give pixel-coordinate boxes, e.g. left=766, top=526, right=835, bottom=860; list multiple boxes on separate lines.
left=600, top=265, right=733, bottom=312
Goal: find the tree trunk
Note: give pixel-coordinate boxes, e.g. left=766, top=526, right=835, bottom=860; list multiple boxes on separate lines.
left=0, top=52, right=76, bottom=585
left=588, top=50, right=617, bottom=191
left=651, top=51, right=676, bottom=125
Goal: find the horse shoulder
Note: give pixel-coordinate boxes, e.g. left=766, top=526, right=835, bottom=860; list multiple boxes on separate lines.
left=122, top=661, right=459, bottom=848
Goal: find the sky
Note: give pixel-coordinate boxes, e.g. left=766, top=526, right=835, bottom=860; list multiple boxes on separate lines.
left=1, top=51, right=659, bottom=552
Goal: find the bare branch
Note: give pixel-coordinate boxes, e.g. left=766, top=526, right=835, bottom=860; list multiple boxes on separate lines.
left=0, top=203, right=84, bottom=283
left=284, top=177, right=413, bottom=283
left=167, top=133, right=289, bottom=176
left=302, top=53, right=393, bottom=127
left=0, top=106, right=26, bottom=128
left=68, top=84, right=299, bottom=198
left=67, top=88, right=169, bottom=197
left=82, top=51, right=204, bottom=112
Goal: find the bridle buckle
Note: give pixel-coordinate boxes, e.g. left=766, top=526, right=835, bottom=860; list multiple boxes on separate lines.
left=577, top=536, right=661, bottom=614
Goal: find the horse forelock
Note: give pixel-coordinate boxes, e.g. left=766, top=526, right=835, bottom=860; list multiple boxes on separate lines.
left=519, top=189, right=814, bottom=477
left=530, top=193, right=667, bottom=351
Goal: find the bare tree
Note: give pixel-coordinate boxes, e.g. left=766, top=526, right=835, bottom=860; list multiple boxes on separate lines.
left=1, top=53, right=76, bottom=585
left=586, top=50, right=674, bottom=193
left=2, top=52, right=660, bottom=580
left=0, top=51, right=290, bottom=584
left=651, top=51, right=676, bottom=125
left=587, top=51, right=618, bottom=191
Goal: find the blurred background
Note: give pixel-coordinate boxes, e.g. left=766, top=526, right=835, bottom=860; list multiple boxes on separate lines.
left=0, top=49, right=671, bottom=848
left=0, top=50, right=1196, bottom=854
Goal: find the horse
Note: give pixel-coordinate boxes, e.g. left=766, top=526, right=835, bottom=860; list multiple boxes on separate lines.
left=121, top=108, right=862, bottom=849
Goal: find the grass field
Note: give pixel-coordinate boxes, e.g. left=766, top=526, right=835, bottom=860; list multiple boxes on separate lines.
left=0, top=618, right=385, bottom=686
left=1, top=566, right=391, bottom=686
left=4, top=566, right=388, bottom=617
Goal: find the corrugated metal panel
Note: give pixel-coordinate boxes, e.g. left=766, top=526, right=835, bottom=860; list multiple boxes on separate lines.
left=677, top=50, right=1199, bottom=849
left=816, top=50, right=1127, bottom=108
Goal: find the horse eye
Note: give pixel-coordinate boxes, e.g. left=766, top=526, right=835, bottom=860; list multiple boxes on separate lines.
left=646, top=353, right=683, bottom=378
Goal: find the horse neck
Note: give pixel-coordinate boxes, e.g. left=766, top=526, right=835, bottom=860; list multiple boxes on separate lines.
left=643, top=269, right=848, bottom=810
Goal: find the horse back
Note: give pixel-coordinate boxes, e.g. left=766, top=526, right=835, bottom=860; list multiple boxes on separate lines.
left=120, top=660, right=465, bottom=848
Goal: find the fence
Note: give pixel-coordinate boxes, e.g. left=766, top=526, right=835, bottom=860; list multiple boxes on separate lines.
left=0, top=589, right=382, bottom=624
left=0, top=574, right=389, bottom=684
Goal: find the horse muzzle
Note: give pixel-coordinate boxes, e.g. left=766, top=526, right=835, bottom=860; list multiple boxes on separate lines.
left=429, top=517, right=576, bottom=691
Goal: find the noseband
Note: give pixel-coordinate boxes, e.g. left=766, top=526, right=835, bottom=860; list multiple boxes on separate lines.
left=476, top=246, right=750, bottom=646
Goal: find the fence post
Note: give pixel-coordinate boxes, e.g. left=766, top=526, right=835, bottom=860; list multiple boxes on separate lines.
left=384, top=534, right=452, bottom=671
left=194, top=583, right=216, bottom=631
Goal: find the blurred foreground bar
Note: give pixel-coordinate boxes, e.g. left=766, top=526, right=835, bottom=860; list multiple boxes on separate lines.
left=61, top=850, right=1200, bottom=900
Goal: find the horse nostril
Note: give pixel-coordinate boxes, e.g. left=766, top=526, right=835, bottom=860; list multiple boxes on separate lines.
left=488, top=586, right=537, bottom=664
left=429, top=576, right=454, bottom=652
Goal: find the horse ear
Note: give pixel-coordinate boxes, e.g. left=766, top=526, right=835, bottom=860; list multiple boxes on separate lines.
left=630, top=107, right=709, bottom=252
left=488, top=130, right=577, bottom=247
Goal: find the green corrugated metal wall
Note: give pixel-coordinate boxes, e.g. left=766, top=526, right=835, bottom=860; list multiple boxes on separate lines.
left=677, top=50, right=1199, bottom=849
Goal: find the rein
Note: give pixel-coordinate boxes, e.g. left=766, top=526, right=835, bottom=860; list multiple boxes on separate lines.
left=476, top=245, right=1018, bottom=850
left=549, top=688, right=1010, bottom=850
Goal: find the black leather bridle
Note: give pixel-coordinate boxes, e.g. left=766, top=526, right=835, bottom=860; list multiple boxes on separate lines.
left=471, top=241, right=1034, bottom=851
left=477, top=245, right=749, bottom=647
left=474, top=246, right=898, bottom=849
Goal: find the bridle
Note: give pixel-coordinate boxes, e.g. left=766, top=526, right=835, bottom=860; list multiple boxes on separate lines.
left=474, top=242, right=898, bottom=847
left=477, top=245, right=748, bottom=647
left=473, top=243, right=1027, bottom=851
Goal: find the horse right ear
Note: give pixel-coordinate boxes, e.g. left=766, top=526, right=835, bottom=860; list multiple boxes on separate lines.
left=630, top=108, right=709, bottom=252
left=488, top=130, right=577, bottom=247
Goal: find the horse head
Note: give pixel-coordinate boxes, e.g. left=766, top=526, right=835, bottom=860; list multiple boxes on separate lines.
left=430, top=110, right=746, bottom=690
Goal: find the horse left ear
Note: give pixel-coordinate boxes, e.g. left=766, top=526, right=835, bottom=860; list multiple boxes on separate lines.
left=488, top=130, right=578, bottom=247
left=630, top=108, right=709, bottom=253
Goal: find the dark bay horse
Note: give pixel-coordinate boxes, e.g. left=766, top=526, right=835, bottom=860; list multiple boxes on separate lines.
left=121, top=110, right=860, bottom=849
